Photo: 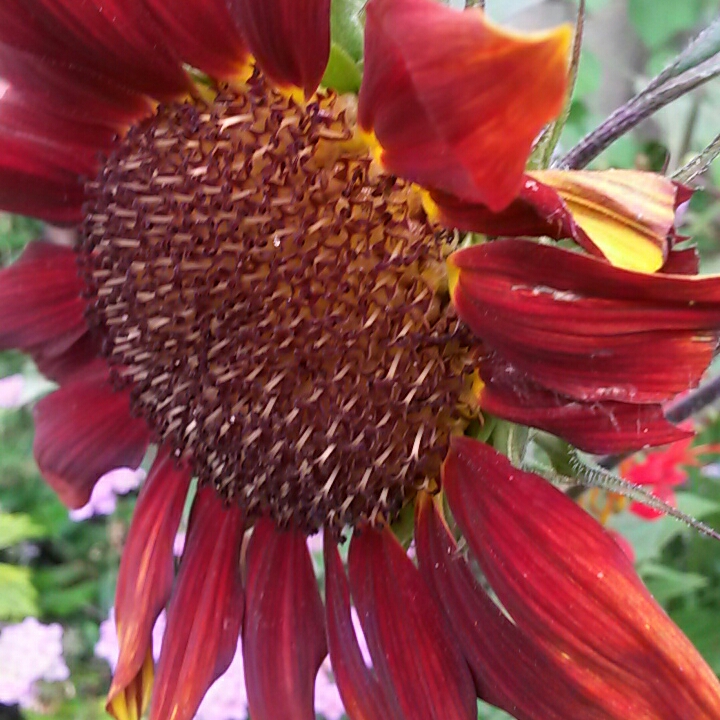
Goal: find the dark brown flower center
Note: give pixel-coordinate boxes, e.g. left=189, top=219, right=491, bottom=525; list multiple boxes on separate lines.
left=79, top=71, right=477, bottom=532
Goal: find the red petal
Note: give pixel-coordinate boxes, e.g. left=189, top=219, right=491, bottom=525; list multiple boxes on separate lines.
left=450, top=239, right=720, bottom=403
left=0, top=40, right=152, bottom=128
left=478, top=354, right=691, bottom=453
left=32, top=370, right=149, bottom=508
left=144, top=0, right=248, bottom=80
left=443, top=436, right=720, bottom=718
left=359, top=0, right=570, bottom=211
left=0, top=240, right=87, bottom=353
left=229, top=0, right=330, bottom=97
left=243, top=519, right=327, bottom=720
left=348, top=524, right=477, bottom=720
left=323, top=536, right=401, bottom=719
left=109, top=447, right=191, bottom=717
left=0, top=0, right=190, bottom=102
left=416, top=494, right=619, bottom=720
left=32, top=331, right=102, bottom=385
left=151, top=487, right=245, bottom=720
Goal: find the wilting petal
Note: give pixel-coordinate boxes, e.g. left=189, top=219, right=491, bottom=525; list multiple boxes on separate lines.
left=530, top=170, right=681, bottom=273
left=144, top=0, right=248, bottom=80
left=432, top=170, right=687, bottom=273
left=108, top=447, right=191, bottom=719
left=416, top=494, right=625, bottom=720
left=348, top=524, right=477, bottom=719
left=443, top=436, right=720, bottom=718
left=0, top=0, right=190, bottom=102
left=0, top=240, right=87, bottom=352
left=229, top=0, right=330, bottom=97
left=324, top=536, right=401, bottom=719
left=478, top=354, right=690, bottom=453
left=151, top=487, right=245, bottom=720
left=32, top=369, right=149, bottom=508
left=359, top=0, right=570, bottom=211
left=243, top=519, right=327, bottom=720
left=449, top=239, right=720, bottom=403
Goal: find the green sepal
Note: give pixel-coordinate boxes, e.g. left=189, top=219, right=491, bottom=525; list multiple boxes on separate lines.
left=322, top=42, right=362, bottom=94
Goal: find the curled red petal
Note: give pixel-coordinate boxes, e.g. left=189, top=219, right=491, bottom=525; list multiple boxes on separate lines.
left=449, top=239, right=720, bottom=403
left=416, top=494, right=621, bottom=720
left=243, top=519, right=327, bottom=720
left=348, top=524, right=477, bottom=720
left=443, top=436, right=720, bottom=718
left=478, top=354, right=691, bottom=453
left=229, top=0, right=330, bottom=97
left=323, top=535, right=401, bottom=719
left=0, top=240, right=87, bottom=352
left=32, top=369, right=149, bottom=508
left=0, top=0, right=190, bottom=102
left=360, top=0, right=570, bottom=210
left=151, top=487, right=245, bottom=720
left=109, top=446, right=191, bottom=717
left=144, top=0, right=248, bottom=80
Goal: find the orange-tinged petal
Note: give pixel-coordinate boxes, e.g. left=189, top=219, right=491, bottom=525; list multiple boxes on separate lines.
left=443, top=436, right=720, bottom=718
left=229, top=0, right=330, bottom=97
left=150, top=487, right=245, bottom=720
left=109, top=446, right=191, bottom=717
left=243, top=519, right=326, bottom=720
left=416, top=494, right=630, bottom=719
left=531, top=169, right=680, bottom=273
left=359, top=0, right=570, bottom=211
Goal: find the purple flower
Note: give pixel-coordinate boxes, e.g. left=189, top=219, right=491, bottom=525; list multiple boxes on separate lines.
left=69, top=467, right=146, bottom=521
left=0, top=618, right=69, bottom=709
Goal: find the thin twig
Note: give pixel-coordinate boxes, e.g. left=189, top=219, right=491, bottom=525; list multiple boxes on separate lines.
left=673, top=132, right=720, bottom=184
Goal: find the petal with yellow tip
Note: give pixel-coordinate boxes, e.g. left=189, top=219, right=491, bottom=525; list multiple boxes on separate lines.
left=359, top=0, right=570, bottom=211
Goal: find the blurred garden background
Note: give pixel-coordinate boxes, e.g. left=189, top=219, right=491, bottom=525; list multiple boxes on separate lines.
left=0, top=0, right=719, bottom=718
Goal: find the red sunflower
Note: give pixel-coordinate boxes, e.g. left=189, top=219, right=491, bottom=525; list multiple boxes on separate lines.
left=1, top=1, right=720, bottom=719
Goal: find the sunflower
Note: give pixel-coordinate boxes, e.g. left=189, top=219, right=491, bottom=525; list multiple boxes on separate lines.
left=1, top=0, right=720, bottom=718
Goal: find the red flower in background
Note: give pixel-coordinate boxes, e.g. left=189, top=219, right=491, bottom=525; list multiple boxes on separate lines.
left=1, top=0, right=720, bottom=719
left=621, top=429, right=720, bottom=520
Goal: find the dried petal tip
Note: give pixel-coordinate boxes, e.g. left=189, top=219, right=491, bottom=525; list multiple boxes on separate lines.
left=360, top=0, right=571, bottom=210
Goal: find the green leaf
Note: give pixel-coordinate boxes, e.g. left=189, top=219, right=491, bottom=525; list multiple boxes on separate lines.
left=330, top=0, right=364, bottom=62
left=671, top=607, right=720, bottom=673
left=321, top=43, right=362, bottom=94
left=629, top=0, right=706, bottom=49
left=639, top=562, right=708, bottom=604
left=0, top=510, right=45, bottom=549
left=0, top=563, right=39, bottom=619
